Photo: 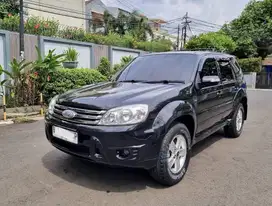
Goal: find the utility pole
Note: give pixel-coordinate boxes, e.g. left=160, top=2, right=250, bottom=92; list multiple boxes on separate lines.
left=183, top=12, right=189, bottom=47
left=180, top=27, right=184, bottom=50
left=19, top=0, right=25, bottom=60
left=176, top=24, right=180, bottom=51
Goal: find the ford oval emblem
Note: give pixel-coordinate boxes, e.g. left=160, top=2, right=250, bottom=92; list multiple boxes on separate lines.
left=62, top=110, right=77, bottom=119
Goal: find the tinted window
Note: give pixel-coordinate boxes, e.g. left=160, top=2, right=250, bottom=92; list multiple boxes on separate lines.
left=200, top=59, right=219, bottom=78
left=116, top=54, right=198, bottom=83
left=218, top=60, right=235, bottom=82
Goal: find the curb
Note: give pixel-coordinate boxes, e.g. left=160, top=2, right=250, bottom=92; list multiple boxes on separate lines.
left=0, top=120, right=14, bottom=126
left=248, top=89, right=272, bottom=92
left=0, top=116, right=44, bottom=126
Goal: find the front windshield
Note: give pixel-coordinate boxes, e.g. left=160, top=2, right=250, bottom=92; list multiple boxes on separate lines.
left=116, top=54, right=198, bottom=83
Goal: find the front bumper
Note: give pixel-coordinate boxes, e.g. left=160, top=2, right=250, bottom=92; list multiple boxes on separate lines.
left=45, top=114, right=163, bottom=169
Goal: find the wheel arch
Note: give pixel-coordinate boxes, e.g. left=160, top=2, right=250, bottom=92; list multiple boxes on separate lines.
left=152, top=101, right=197, bottom=148
left=241, top=96, right=248, bottom=120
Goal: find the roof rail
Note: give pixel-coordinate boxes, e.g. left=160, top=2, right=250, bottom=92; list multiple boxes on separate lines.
left=181, top=48, right=225, bottom=53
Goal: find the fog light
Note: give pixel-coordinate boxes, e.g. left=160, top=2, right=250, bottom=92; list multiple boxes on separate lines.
left=116, top=149, right=130, bottom=159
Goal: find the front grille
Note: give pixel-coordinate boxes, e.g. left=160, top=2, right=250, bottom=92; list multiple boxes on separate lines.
left=52, top=104, right=106, bottom=125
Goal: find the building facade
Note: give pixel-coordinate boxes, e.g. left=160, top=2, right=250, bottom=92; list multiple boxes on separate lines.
left=25, top=0, right=86, bottom=29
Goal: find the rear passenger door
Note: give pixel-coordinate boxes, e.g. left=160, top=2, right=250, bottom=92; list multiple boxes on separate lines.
left=217, top=58, right=237, bottom=120
left=196, top=58, right=223, bottom=133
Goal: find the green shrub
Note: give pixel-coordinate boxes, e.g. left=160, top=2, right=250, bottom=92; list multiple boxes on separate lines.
left=64, top=47, right=79, bottom=61
left=185, top=32, right=237, bottom=53
left=44, top=68, right=107, bottom=102
left=0, top=15, right=172, bottom=52
left=112, top=55, right=134, bottom=74
left=135, top=40, right=172, bottom=52
left=58, top=26, right=86, bottom=41
left=24, top=16, right=59, bottom=37
left=97, top=57, right=111, bottom=78
left=237, top=57, right=262, bottom=73
left=0, top=15, right=20, bottom=32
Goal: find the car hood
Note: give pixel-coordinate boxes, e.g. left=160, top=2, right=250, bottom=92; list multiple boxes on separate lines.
left=58, top=82, right=190, bottom=110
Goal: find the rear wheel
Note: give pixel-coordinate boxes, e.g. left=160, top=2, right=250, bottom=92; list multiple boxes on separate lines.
left=150, top=123, right=191, bottom=186
left=224, top=103, right=245, bottom=138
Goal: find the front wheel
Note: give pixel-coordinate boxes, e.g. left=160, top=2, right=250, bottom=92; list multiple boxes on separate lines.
left=224, top=103, right=245, bottom=138
left=149, top=123, right=191, bottom=186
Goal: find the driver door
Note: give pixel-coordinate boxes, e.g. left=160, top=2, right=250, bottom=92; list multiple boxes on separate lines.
left=196, top=58, right=223, bottom=134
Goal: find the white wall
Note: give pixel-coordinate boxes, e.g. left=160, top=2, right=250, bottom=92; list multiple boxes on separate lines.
left=26, top=0, right=86, bottom=29
left=44, top=41, right=91, bottom=68
left=244, top=72, right=257, bottom=89
left=112, top=49, right=139, bottom=65
left=0, top=35, right=5, bottom=101
left=0, top=35, right=4, bottom=81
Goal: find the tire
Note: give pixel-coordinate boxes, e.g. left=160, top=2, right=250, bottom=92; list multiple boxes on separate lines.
left=224, top=103, right=245, bottom=138
left=149, top=123, right=191, bottom=186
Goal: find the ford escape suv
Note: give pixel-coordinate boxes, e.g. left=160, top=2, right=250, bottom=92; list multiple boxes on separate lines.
left=45, top=51, right=248, bottom=186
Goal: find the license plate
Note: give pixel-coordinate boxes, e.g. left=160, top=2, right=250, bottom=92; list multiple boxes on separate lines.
left=52, top=126, right=78, bottom=144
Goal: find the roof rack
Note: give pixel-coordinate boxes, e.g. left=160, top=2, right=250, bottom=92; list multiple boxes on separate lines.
left=181, top=48, right=226, bottom=53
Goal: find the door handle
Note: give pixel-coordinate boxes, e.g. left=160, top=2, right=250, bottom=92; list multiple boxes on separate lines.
left=217, top=90, right=222, bottom=95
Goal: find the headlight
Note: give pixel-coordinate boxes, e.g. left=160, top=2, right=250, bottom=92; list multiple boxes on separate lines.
left=48, top=95, right=58, bottom=114
left=99, top=104, right=148, bottom=125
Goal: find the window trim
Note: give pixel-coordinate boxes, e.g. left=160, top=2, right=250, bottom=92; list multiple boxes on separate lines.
left=195, top=57, right=221, bottom=90
left=217, top=58, right=236, bottom=84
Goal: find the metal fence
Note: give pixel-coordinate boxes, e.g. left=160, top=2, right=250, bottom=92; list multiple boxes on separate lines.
left=256, top=72, right=272, bottom=89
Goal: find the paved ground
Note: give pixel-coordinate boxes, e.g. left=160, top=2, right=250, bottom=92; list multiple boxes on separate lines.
left=1, top=90, right=272, bottom=206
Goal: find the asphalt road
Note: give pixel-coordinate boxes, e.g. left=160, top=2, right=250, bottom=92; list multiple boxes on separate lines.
left=1, top=90, right=272, bottom=206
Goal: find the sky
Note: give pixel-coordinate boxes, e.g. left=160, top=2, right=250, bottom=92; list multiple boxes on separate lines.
left=102, top=0, right=251, bottom=25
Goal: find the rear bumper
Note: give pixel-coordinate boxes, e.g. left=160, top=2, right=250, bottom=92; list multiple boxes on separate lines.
left=45, top=114, right=163, bottom=169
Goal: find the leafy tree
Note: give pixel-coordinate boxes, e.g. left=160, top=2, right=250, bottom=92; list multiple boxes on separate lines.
left=100, top=10, right=153, bottom=41
left=185, top=32, right=237, bottom=53
left=222, top=0, right=272, bottom=58
left=0, top=0, right=19, bottom=19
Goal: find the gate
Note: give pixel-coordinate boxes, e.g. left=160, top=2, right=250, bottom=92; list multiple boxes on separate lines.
left=256, top=72, right=272, bottom=89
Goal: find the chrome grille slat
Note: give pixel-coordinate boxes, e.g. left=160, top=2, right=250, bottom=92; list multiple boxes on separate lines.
left=53, top=108, right=102, bottom=120
left=52, top=113, right=100, bottom=125
left=55, top=104, right=106, bottom=115
left=52, top=104, right=106, bottom=125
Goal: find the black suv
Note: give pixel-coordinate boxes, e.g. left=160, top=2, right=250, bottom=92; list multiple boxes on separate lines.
left=45, top=51, right=248, bottom=186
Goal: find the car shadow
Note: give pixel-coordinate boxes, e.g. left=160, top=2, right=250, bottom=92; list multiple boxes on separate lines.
left=42, top=131, right=225, bottom=193
left=191, top=130, right=224, bottom=157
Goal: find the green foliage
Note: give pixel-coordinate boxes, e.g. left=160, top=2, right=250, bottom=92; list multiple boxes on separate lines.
left=44, top=68, right=107, bottom=101
left=58, top=26, right=86, bottom=41
left=0, top=14, right=171, bottom=52
left=24, top=16, right=59, bottom=37
left=102, top=10, right=153, bottom=41
left=135, top=39, right=172, bottom=52
left=237, top=57, right=262, bottom=73
left=6, top=58, right=34, bottom=106
left=32, top=47, right=65, bottom=93
left=112, top=55, right=134, bottom=73
left=222, top=0, right=272, bottom=58
left=64, top=47, right=79, bottom=61
left=185, top=32, right=237, bottom=53
left=0, top=0, right=19, bottom=19
left=97, top=57, right=111, bottom=78
left=0, top=65, right=11, bottom=96
left=0, top=14, right=19, bottom=31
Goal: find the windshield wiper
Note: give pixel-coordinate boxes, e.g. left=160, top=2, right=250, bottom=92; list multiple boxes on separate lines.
left=145, top=80, right=185, bottom=84
left=118, top=80, right=144, bottom=83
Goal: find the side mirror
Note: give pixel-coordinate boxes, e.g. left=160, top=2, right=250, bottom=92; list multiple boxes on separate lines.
left=202, top=75, right=220, bottom=83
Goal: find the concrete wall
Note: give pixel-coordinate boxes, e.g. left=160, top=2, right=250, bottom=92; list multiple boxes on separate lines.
left=25, top=0, right=86, bottom=29
left=40, top=37, right=94, bottom=68
left=244, top=72, right=257, bottom=89
left=0, top=31, right=10, bottom=105
left=110, top=46, right=142, bottom=65
left=0, top=30, right=147, bottom=70
left=9, top=32, right=38, bottom=62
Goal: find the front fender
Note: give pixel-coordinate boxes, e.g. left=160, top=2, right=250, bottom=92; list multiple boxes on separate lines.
left=152, top=101, right=196, bottom=140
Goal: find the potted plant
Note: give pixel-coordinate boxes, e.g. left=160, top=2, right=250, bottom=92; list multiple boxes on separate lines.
left=62, top=47, right=79, bottom=68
